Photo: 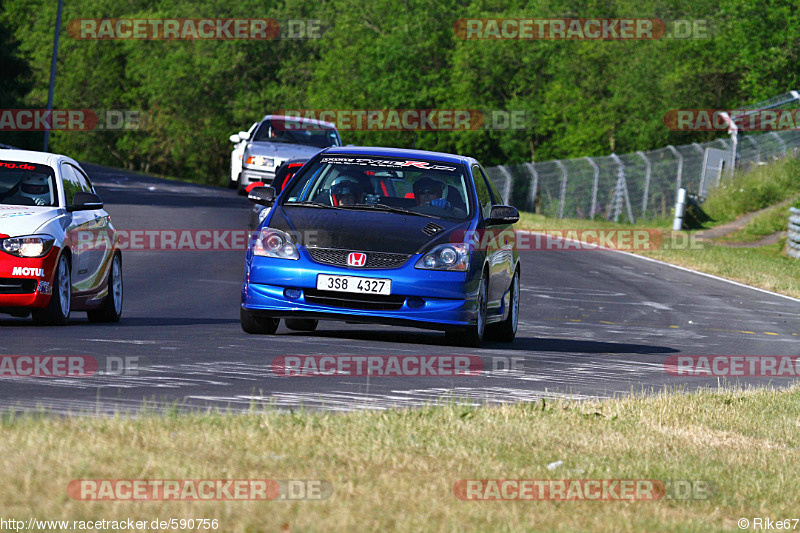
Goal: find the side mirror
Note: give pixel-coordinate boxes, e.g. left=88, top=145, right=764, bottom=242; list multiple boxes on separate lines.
left=67, top=191, right=104, bottom=212
left=486, top=205, right=519, bottom=226
left=238, top=130, right=251, bottom=141
left=229, top=134, right=241, bottom=143
left=248, top=186, right=276, bottom=206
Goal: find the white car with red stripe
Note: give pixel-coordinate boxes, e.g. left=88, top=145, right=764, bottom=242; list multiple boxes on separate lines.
left=235, top=115, right=341, bottom=194
left=0, top=149, right=122, bottom=325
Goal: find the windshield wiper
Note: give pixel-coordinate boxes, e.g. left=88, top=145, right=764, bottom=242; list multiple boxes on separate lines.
left=345, top=203, right=439, bottom=218
left=286, top=201, right=343, bottom=210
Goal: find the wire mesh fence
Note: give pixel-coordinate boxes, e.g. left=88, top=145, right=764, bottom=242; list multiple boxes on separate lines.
left=485, top=92, right=800, bottom=221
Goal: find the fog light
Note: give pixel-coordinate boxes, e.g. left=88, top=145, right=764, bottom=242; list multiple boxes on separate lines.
left=407, top=297, right=425, bottom=308
left=284, top=288, right=302, bottom=300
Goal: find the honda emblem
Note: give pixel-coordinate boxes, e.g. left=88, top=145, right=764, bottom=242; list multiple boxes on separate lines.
left=347, top=252, right=367, bottom=267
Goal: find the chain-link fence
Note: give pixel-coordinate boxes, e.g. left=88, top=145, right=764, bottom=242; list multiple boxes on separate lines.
left=485, top=93, right=800, bottom=222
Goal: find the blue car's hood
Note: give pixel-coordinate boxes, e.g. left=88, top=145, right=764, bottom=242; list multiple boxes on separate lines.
left=269, top=205, right=471, bottom=254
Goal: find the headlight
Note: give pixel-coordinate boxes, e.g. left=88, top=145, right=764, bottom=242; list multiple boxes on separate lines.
left=415, top=243, right=469, bottom=271
left=0, top=235, right=55, bottom=258
left=245, top=155, right=273, bottom=167
left=251, top=228, right=299, bottom=260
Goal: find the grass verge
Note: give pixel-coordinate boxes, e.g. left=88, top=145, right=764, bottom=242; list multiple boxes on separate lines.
left=517, top=205, right=800, bottom=299
left=702, top=157, right=800, bottom=222
left=1, top=386, right=799, bottom=532
left=716, top=200, right=795, bottom=243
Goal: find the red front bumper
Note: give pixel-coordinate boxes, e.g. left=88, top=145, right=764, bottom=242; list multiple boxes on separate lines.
left=0, top=246, right=60, bottom=309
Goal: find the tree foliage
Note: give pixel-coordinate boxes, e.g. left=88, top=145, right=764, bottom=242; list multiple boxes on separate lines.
left=1, top=0, right=798, bottom=184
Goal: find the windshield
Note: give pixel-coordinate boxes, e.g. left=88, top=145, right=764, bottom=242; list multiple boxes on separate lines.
left=0, top=161, right=57, bottom=207
left=252, top=118, right=340, bottom=148
left=282, top=155, right=473, bottom=220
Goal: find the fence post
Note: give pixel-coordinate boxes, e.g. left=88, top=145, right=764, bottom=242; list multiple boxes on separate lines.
left=524, top=162, right=538, bottom=212
left=585, top=157, right=599, bottom=218
left=636, top=151, right=651, bottom=219
left=666, top=145, right=683, bottom=196
left=610, top=154, right=634, bottom=223
left=555, top=160, right=567, bottom=219
left=497, top=165, right=514, bottom=205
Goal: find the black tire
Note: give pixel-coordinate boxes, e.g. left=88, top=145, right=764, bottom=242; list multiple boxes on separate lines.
left=240, top=307, right=279, bottom=334
left=32, top=253, right=71, bottom=326
left=87, top=253, right=123, bottom=323
left=284, top=318, right=318, bottom=331
left=486, top=268, right=519, bottom=342
left=228, top=174, right=238, bottom=189
left=445, top=271, right=487, bottom=347
left=237, top=174, right=247, bottom=196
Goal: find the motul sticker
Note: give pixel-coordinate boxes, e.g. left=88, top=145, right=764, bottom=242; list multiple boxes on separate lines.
left=11, top=267, right=45, bottom=277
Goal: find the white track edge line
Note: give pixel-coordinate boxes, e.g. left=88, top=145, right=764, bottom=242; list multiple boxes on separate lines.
left=518, top=230, right=800, bottom=304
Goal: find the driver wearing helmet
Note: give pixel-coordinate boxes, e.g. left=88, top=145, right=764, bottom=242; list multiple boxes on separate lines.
left=19, top=175, right=52, bottom=206
left=413, top=177, right=450, bottom=209
left=330, top=176, right=362, bottom=206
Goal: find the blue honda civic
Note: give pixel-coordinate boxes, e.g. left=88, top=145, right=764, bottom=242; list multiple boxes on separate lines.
left=240, top=146, right=520, bottom=347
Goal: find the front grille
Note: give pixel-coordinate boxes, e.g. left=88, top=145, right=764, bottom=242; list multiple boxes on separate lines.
left=0, top=278, right=37, bottom=294
left=306, top=247, right=410, bottom=269
left=304, top=289, right=405, bottom=311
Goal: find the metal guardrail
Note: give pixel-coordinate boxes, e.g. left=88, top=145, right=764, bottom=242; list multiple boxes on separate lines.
left=788, top=207, right=800, bottom=259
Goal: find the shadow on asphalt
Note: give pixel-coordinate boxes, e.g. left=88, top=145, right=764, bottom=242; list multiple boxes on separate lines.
left=0, top=317, right=240, bottom=328
left=296, top=329, right=679, bottom=354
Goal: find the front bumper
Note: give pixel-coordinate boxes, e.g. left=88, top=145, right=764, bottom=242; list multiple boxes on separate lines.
left=241, top=252, right=479, bottom=329
left=0, top=246, right=60, bottom=309
left=240, top=168, right=276, bottom=186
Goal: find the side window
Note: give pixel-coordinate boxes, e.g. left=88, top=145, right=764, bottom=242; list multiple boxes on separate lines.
left=60, top=164, right=82, bottom=206
left=60, top=164, right=92, bottom=206
left=479, top=167, right=503, bottom=205
left=71, top=164, right=94, bottom=193
left=471, top=165, right=493, bottom=219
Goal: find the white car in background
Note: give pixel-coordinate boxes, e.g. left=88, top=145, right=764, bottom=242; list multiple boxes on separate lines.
left=228, top=122, right=257, bottom=189
left=231, top=115, right=341, bottom=194
left=0, top=149, right=123, bottom=325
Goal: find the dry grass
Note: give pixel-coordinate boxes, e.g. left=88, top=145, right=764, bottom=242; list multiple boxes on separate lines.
left=2, top=386, right=799, bottom=532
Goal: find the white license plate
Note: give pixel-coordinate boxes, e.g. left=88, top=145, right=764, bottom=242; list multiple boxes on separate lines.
left=317, top=274, right=391, bottom=295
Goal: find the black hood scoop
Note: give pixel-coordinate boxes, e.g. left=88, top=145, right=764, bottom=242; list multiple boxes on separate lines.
left=421, top=222, right=445, bottom=236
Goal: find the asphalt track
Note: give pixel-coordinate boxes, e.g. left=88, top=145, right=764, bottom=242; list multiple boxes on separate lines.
left=0, top=164, right=797, bottom=414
